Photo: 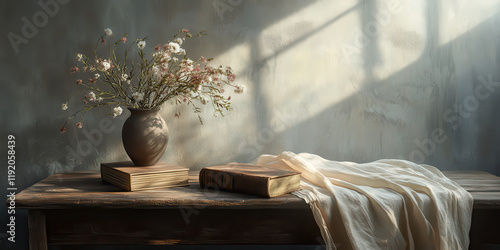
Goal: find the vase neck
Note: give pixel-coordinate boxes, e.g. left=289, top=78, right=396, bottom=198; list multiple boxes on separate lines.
left=127, top=107, right=161, bottom=115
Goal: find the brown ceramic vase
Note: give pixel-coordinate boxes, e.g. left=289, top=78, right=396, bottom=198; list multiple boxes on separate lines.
left=122, top=108, right=169, bottom=166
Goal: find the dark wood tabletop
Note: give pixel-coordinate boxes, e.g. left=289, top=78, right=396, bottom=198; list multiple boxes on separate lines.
left=14, top=171, right=309, bottom=209
left=442, top=171, right=500, bottom=209
left=14, top=170, right=500, bottom=210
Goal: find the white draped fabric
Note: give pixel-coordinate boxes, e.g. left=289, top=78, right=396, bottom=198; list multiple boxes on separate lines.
left=257, top=152, right=473, bottom=250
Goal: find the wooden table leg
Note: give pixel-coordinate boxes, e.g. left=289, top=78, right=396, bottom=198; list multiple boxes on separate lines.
left=29, top=210, right=47, bottom=250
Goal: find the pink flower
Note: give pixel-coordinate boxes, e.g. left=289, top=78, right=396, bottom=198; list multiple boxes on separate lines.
left=201, top=56, right=207, bottom=64
left=76, top=122, right=83, bottom=128
left=70, top=66, right=79, bottom=74
left=155, top=44, right=161, bottom=51
left=101, top=38, right=106, bottom=43
left=89, top=78, right=97, bottom=83
left=83, top=100, right=88, bottom=104
left=76, top=79, right=82, bottom=84
left=182, top=29, right=189, bottom=33
left=121, top=37, right=127, bottom=43
left=60, top=127, right=66, bottom=133
left=175, top=113, right=180, bottom=118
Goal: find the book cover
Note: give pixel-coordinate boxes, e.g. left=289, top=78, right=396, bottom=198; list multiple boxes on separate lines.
left=199, top=163, right=301, bottom=198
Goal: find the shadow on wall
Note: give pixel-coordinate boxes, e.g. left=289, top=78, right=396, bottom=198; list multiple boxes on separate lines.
left=241, top=8, right=500, bottom=175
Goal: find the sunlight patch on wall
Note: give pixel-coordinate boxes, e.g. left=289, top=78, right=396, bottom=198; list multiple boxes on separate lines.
left=258, top=1, right=360, bottom=61
left=438, top=1, right=499, bottom=46
left=251, top=1, right=362, bottom=132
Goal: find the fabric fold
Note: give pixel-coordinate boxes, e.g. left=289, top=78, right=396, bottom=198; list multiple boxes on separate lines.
left=257, top=152, right=473, bottom=250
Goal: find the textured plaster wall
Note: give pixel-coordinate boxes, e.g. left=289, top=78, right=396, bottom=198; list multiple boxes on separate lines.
left=2, top=0, right=500, bottom=248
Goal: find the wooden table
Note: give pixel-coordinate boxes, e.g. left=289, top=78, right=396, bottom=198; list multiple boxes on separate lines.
left=442, top=171, right=500, bottom=250
left=14, top=171, right=321, bottom=250
left=12, top=171, right=500, bottom=249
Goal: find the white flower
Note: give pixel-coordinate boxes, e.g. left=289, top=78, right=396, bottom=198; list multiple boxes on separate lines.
left=126, top=80, right=131, bottom=84
left=97, top=97, right=103, bottom=102
left=101, top=61, right=111, bottom=71
left=160, top=62, right=169, bottom=71
left=88, top=91, right=96, bottom=101
left=213, top=73, right=227, bottom=82
left=132, top=92, right=144, bottom=101
left=234, top=85, right=246, bottom=94
left=61, top=103, right=68, bottom=110
left=151, top=66, right=160, bottom=76
left=121, top=74, right=128, bottom=81
left=173, top=38, right=183, bottom=45
left=95, top=73, right=100, bottom=79
left=104, top=28, right=113, bottom=36
left=162, top=52, right=171, bottom=62
left=179, top=48, right=186, bottom=55
left=181, top=59, right=194, bottom=71
left=167, top=42, right=180, bottom=54
left=112, top=106, right=123, bottom=118
left=172, top=57, right=178, bottom=63
left=137, top=40, right=146, bottom=49
left=76, top=53, right=83, bottom=61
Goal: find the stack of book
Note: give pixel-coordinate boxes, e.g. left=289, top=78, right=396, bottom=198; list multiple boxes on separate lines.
left=101, top=161, right=301, bottom=197
left=101, top=161, right=189, bottom=191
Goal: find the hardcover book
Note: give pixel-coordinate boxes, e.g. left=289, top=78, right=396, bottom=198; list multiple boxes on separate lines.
left=199, top=163, right=301, bottom=198
left=101, top=161, right=189, bottom=191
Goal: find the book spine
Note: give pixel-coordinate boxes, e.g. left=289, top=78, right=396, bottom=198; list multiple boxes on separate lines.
left=199, top=169, right=270, bottom=197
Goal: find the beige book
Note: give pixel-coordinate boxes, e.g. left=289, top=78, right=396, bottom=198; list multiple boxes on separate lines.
left=101, top=161, right=189, bottom=191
